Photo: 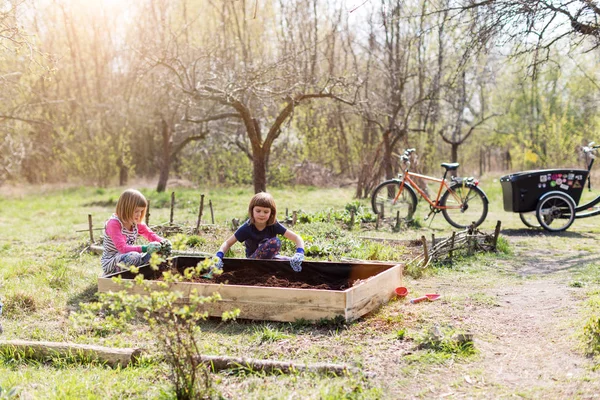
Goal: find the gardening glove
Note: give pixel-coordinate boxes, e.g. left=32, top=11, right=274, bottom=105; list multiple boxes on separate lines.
left=145, top=242, right=161, bottom=254
left=290, top=248, right=304, bottom=272
left=203, top=251, right=224, bottom=279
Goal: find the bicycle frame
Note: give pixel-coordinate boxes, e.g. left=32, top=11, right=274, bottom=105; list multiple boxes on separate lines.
left=395, top=171, right=464, bottom=210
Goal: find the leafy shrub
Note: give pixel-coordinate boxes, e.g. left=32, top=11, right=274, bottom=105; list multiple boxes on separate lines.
left=71, top=257, right=239, bottom=400
left=583, top=316, right=600, bottom=356
left=185, top=235, right=207, bottom=248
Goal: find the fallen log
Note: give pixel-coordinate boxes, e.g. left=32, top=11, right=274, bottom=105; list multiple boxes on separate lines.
left=0, top=340, right=141, bottom=368
left=198, top=355, right=368, bottom=376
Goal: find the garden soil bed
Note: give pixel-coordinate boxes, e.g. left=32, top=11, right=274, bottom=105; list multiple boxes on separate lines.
left=129, top=256, right=405, bottom=291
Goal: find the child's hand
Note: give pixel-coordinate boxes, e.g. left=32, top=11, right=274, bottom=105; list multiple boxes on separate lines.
left=213, top=251, right=224, bottom=270
left=290, top=248, right=304, bottom=272
left=147, top=242, right=161, bottom=253
left=202, top=252, right=224, bottom=279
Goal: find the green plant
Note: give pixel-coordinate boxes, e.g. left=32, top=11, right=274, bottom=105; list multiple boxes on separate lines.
left=414, top=326, right=476, bottom=358
left=185, top=235, right=206, bottom=248
left=252, top=324, right=291, bottom=344
left=395, top=329, right=407, bottom=340
left=583, top=317, right=600, bottom=356
left=494, top=236, right=512, bottom=254
left=71, top=257, right=239, bottom=400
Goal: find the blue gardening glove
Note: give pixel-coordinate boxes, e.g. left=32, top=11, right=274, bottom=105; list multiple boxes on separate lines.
left=203, top=251, right=224, bottom=279
left=146, top=242, right=161, bottom=254
left=290, top=248, right=304, bottom=272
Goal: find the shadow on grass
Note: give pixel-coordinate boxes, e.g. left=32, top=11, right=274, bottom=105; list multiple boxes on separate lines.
left=501, top=228, right=589, bottom=238
left=67, top=283, right=99, bottom=308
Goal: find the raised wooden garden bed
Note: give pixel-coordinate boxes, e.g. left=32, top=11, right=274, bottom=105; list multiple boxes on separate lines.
left=98, top=256, right=403, bottom=323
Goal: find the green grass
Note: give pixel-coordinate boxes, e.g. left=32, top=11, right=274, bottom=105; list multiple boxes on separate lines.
left=1, top=183, right=599, bottom=398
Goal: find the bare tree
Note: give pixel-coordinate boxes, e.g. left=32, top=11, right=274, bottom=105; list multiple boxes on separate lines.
left=136, top=0, right=358, bottom=193
left=452, top=0, right=600, bottom=62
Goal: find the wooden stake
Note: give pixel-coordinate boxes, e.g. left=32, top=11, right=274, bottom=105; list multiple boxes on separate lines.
left=292, top=211, right=297, bottom=226
left=449, top=231, right=456, bottom=260
left=87, top=214, right=94, bottom=244
left=209, top=200, right=214, bottom=224
left=145, top=200, right=150, bottom=225
left=195, top=194, right=205, bottom=234
left=422, top=235, right=429, bottom=266
left=169, top=192, right=175, bottom=225
left=492, top=220, right=502, bottom=250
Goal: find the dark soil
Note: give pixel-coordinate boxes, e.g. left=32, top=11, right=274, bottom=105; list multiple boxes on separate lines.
left=153, top=257, right=400, bottom=291
left=199, top=269, right=337, bottom=290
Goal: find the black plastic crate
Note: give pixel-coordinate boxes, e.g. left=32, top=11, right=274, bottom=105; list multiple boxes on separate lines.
left=500, top=169, right=588, bottom=212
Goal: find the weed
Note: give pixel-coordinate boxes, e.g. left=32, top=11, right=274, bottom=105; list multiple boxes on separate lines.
left=395, top=329, right=407, bottom=340
left=495, top=236, right=512, bottom=254
left=413, top=325, right=476, bottom=358
left=3, top=292, right=37, bottom=317
left=583, top=316, right=600, bottom=356
left=185, top=235, right=207, bottom=248
left=252, top=325, right=291, bottom=344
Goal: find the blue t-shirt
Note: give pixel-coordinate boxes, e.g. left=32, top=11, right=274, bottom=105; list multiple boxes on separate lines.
left=234, top=220, right=287, bottom=257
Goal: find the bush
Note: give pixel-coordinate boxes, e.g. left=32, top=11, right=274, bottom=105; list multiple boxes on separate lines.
left=71, top=256, right=239, bottom=400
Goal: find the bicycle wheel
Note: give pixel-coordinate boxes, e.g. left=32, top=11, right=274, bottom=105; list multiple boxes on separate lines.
left=371, top=180, right=418, bottom=222
left=519, top=212, right=541, bottom=228
left=440, top=183, right=489, bottom=229
left=535, top=192, right=575, bottom=232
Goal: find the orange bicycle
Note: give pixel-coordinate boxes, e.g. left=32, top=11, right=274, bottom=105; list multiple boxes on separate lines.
left=371, top=149, right=489, bottom=229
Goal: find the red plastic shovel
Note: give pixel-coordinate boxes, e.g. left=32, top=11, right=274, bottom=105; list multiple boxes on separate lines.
left=410, top=293, right=441, bottom=304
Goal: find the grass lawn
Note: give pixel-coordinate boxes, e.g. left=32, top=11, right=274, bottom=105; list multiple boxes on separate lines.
left=1, top=179, right=599, bottom=399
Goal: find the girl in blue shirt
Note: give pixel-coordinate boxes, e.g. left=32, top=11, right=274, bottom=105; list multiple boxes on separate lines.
left=213, top=192, right=304, bottom=273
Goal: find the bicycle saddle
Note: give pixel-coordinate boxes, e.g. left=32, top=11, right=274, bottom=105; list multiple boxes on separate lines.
left=441, top=163, right=460, bottom=171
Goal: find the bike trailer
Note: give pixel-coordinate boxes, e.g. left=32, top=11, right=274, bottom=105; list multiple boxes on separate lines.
left=500, top=169, right=588, bottom=213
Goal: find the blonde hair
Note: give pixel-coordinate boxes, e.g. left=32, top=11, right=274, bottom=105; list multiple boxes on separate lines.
left=115, top=189, right=148, bottom=226
left=248, top=192, right=277, bottom=226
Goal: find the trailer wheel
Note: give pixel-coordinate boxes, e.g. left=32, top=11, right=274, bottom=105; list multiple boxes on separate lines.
left=519, top=212, right=541, bottom=228
left=535, top=192, right=575, bottom=232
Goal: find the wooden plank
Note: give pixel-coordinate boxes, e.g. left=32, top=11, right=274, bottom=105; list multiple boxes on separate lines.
left=98, top=260, right=403, bottom=323
left=345, top=263, right=403, bottom=321
left=99, top=278, right=347, bottom=322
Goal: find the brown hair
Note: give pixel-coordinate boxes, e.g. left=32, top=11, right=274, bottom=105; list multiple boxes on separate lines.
left=248, top=192, right=277, bottom=225
left=115, top=189, right=148, bottom=226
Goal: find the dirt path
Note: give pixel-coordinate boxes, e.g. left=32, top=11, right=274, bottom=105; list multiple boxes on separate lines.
left=394, top=231, right=600, bottom=399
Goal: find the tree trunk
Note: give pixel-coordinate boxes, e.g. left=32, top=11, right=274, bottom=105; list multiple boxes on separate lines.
left=156, top=118, right=172, bottom=193
left=451, top=143, right=459, bottom=177
left=253, top=148, right=267, bottom=193
left=382, top=130, right=394, bottom=180
left=117, top=156, right=128, bottom=186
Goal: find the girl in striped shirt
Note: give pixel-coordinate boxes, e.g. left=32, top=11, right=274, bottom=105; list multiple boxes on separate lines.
left=101, top=189, right=170, bottom=276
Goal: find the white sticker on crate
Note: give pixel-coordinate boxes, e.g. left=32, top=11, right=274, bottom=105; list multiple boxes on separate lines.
left=560, top=184, right=569, bottom=190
